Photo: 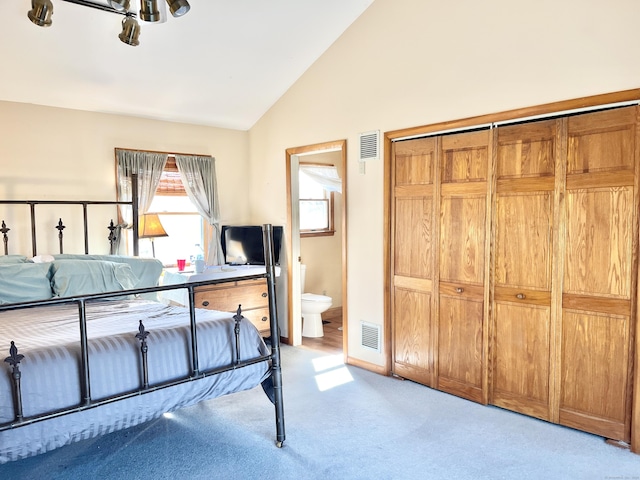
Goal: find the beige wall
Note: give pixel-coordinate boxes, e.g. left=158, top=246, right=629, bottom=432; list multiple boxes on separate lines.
left=0, top=101, right=250, bottom=254
left=248, top=0, right=640, bottom=366
left=299, top=150, right=343, bottom=307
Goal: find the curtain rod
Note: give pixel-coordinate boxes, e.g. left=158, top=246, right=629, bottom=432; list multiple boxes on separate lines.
left=114, top=148, right=213, bottom=158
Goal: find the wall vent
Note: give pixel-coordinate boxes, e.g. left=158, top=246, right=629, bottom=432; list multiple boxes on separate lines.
left=361, top=321, right=381, bottom=352
left=359, top=130, right=380, bottom=161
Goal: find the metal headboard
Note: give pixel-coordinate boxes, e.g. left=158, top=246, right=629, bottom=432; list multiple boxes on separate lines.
left=0, top=174, right=140, bottom=257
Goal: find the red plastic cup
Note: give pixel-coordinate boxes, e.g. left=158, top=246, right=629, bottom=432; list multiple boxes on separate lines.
left=177, top=259, right=186, bottom=271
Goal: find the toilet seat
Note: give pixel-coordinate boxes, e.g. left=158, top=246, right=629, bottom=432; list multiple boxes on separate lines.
left=302, top=293, right=332, bottom=303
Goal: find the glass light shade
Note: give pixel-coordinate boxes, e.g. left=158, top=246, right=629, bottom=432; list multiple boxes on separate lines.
left=166, top=0, right=190, bottom=17
left=119, top=16, right=141, bottom=46
left=107, top=0, right=130, bottom=12
left=27, top=0, right=53, bottom=27
left=140, top=0, right=161, bottom=22
left=139, top=213, right=169, bottom=239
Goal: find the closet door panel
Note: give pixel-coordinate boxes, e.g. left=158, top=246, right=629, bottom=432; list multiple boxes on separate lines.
left=567, top=108, right=635, bottom=174
left=393, top=286, right=434, bottom=385
left=560, top=106, right=637, bottom=442
left=441, top=130, right=489, bottom=183
left=439, top=195, right=485, bottom=284
left=564, top=188, right=633, bottom=298
left=491, top=119, right=558, bottom=420
left=492, top=302, right=551, bottom=420
left=494, top=192, right=552, bottom=289
left=437, top=130, right=490, bottom=404
left=395, top=145, right=434, bottom=185
left=394, top=197, right=433, bottom=279
left=391, top=138, right=437, bottom=384
left=560, top=310, right=630, bottom=440
left=437, top=294, right=484, bottom=403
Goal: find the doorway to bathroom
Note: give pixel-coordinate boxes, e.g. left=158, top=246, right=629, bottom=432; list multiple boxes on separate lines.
left=285, top=140, right=347, bottom=357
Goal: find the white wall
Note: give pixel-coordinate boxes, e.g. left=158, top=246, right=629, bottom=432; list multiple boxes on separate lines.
left=0, top=101, right=250, bottom=254
left=248, top=0, right=640, bottom=366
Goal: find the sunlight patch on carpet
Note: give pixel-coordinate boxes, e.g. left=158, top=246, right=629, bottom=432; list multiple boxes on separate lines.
left=312, top=354, right=344, bottom=372
left=315, top=367, right=353, bottom=391
left=311, top=353, right=352, bottom=391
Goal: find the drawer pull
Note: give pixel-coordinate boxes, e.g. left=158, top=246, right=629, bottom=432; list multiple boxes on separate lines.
left=201, top=301, right=210, bottom=307
left=516, top=293, right=526, bottom=300
left=261, top=292, right=268, bottom=298
left=455, top=287, right=464, bottom=294
left=261, top=316, right=268, bottom=322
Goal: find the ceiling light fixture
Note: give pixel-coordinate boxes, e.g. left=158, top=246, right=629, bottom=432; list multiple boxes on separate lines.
left=119, top=14, right=140, bottom=46
left=166, top=0, right=189, bottom=17
left=27, top=0, right=54, bottom=27
left=26, top=0, right=191, bottom=47
left=139, top=0, right=160, bottom=22
left=107, top=0, right=130, bottom=12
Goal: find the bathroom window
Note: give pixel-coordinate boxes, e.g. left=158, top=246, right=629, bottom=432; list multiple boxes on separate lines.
left=299, top=164, right=340, bottom=237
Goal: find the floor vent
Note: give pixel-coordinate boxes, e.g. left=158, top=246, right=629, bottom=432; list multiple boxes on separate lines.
left=359, top=130, right=380, bottom=161
left=361, top=321, right=381, bottom=352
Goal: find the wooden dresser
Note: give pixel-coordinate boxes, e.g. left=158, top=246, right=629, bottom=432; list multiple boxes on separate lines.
left=194, top=278, right=271, bottom=335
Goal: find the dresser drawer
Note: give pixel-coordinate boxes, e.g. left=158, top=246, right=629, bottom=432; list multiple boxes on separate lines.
left=241, top=307, right=271, bottom=334
left=194, top=281, right=268, bottom=312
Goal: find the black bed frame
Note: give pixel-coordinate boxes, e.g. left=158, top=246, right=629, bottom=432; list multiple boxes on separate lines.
left=0, top=179, right=286, bottom=449
left=1, top=173, right=141, bottom=257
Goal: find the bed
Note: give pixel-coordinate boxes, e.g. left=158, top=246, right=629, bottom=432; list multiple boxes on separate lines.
left=0, top=191, right=285, bottom=464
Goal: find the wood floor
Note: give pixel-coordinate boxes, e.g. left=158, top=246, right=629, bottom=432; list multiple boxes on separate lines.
left=300, top=307, right=343, bottom=355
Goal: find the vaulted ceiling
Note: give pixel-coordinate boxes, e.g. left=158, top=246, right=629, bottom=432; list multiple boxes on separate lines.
left=0, top=1, right=374, bottom=130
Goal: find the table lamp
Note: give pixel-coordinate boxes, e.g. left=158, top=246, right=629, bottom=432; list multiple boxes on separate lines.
left=138, top=213, right=168, bottom=258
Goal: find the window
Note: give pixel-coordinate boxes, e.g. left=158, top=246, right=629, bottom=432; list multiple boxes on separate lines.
left=146, top=196, right=204, bottom=268
left=299, top=164, right=336, bottom=237
left=143, top=157, right=204, bottom=267
left=120, top=156, right=204, bottom=267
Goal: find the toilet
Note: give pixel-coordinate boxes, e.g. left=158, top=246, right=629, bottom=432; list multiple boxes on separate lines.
left=300, top=264, right=332, bottom=338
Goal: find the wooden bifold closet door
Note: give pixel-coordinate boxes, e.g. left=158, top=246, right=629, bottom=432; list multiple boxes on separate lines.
left=437, top=130, right=491, bottom=404
left=558, top=107, right=637, bottom=441
left=391, top=129, right=492, bottom=403
left=490, top=119, right=560, bottom=422
left=391, top=137, right=437, bottom=387
left=390, top=105, right=638, bottom=444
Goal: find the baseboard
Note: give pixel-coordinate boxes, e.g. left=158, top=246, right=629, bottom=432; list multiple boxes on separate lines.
left=346, top=355, right=388, bottom=375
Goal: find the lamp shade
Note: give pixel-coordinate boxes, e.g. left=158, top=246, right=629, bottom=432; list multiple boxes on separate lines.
left=139, top=213, right=168, bottom=239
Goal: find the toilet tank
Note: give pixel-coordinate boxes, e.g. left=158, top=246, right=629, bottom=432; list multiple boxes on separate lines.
left=300, top=264, right=306, bottom=293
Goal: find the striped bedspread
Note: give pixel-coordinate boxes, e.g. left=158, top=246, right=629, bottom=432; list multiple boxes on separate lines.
left=0, top=299, right=270, bottom=463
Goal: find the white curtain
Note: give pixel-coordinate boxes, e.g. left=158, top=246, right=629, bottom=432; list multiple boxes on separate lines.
left=175, top=155, right=224, bottom=265
left=299, top=164, right=342, bottom=193
left=115, top=149, right=168, bottom=252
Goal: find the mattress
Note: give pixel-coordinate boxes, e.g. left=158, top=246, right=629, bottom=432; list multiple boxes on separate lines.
left=0, top=299, right=270, bottom=463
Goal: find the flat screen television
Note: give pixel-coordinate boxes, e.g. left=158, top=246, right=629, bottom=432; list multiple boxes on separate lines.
left=221, top=225, right=283, bottom=265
